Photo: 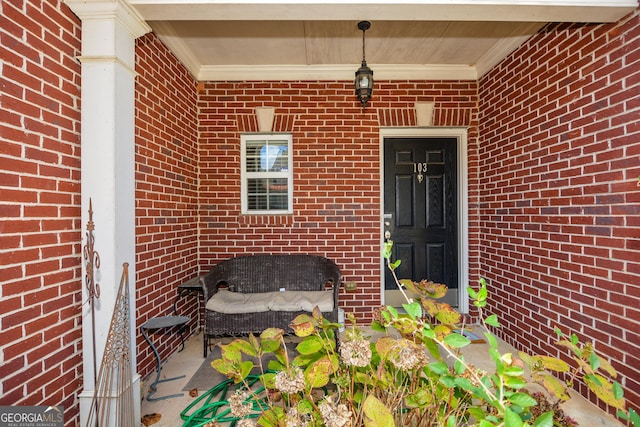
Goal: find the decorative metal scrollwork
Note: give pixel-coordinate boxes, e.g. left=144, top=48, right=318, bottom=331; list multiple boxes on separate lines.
left=83, top=198, right=101, bottom=425
left=84, top=198, right=101, bottom=301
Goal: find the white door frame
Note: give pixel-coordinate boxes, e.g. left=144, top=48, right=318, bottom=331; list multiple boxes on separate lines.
left=379, top=127, right=469, bottom=313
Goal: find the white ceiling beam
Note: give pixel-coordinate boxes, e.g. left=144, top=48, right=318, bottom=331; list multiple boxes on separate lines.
left=197, top=63, right=478, bottom=81
left=128, top=0, right=637, bottom=23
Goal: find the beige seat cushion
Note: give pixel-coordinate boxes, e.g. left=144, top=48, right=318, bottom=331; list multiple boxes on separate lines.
left=206, top=289, right=334, bottom=314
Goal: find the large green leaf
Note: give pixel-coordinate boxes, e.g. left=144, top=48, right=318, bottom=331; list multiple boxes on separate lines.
left=630, top=408, right=640, bottom=426
left=423, top=335, right=440, bottom=359
left=419, top=280, right=449, bottom=299
left=289, top=314, right=315, bottom=336
left=584, top=373, right=625, bottom=410
left=260, top=328, right=284, bottom=341
left=304, top=357, right=332, bottom=388
left=532, top=411, right=553, bottom=427
left=371, top=321, right=386, bottom=332
left=454, top=358, right=466, bottom=375
left=355, top=370, right=377, bottom=386
left=439, top=375, right=456, bottom=388
left=503, top=376, right=528, bottom=389
left=454, top=377, right=476, bottom=392
left=298, top=398, right=314, bottom=415
left=387, top=305, right=399, bottom=318
left=210, top=358, right=235, bottom=376
left=508, top=393, right=537, bottom=408
left=618, top=408, right=640, bottom=426
left=533, top=372, right=569, bottom=401
left=467, top=286, right=478, bottom=299
left=297, top=335, right=323, bottom=355
left=503, top=406, right=523, bottom=427
left=444, top=332, right=471, bottom=349
left=421, top=299, right=440, bottom=317
left=220, top=342, right=242, bottom=363
left=261, top=372, right=276, bottom=389
left=363, top=395, right=395, bottom=427
left=589, top=351, right=600, bottom=371
left=429, top=361, right=450, bottom=375
left=239, top=360, right=254, bottom=381
left=600, top=357, right=618, bottom=377
left=484, top=332, right=499, bottom=349
left=477, top=282, right=487, bottom=302
left=267, top=358, right=286, bottom=371
left=434, top=324, right=452, bottom=341
left=382, top=241, right=393, bottom=259
left=612, top=381, right=624, bottom=400
left=292, top=351, right=320, bottom=368
left=436, top=305, right=462, bottom=325
left=556, top=339, right=581, bottom=358
left=537, top=355, right=570, bottom=372
left=485, top=314, right=500, bottom=327
left=258, top=407, right=284, bottom=427
left=260, top=338, right=280, bottom=353
left=399, top=278, right=414, bottom=291
left=248, top=333, right=260, bottom=353
left=403, top=301, right=422, bottom=319
left=503, top=366, right=525, bottom=377
left=520, top=352, right=567, bottom=390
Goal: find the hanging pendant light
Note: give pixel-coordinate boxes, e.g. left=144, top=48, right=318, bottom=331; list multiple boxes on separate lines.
left=355, top=20, right=373, bottom=109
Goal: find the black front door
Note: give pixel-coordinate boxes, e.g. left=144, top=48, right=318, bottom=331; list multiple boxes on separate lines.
left=383, top=137, right=459, bottom=307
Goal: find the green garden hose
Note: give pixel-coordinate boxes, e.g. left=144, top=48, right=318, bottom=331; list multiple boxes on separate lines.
left=180, top=374, right=268, bottom=427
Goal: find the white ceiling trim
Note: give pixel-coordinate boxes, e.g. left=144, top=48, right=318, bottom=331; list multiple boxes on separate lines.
left=129, top=0, right=638, bottom=23
left=197, top=63, right=478, bottom=81
left=150, top=20, right=202, bottom=74
left=474, top=22, right=544, bottom=76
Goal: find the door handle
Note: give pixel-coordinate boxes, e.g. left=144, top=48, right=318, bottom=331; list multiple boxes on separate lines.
left=384, top=213, right=393, bottom=241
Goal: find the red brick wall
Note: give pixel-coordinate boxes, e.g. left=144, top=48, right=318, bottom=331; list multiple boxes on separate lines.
left=198, top=81, right=480, bottom=322
left=479, top=11, right=640, bottom=415
left=134, top=33, right=200, bottom=377
left=0, top=0, right=83, bottom=424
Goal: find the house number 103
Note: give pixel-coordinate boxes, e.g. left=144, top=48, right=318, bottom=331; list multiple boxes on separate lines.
left=413, top=162, right=427, bottom=183
left=413, top=162, right=427, bottom=173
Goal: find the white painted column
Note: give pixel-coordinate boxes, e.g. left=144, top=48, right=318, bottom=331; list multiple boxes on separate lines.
left=63, top=0, right=150, bottom=424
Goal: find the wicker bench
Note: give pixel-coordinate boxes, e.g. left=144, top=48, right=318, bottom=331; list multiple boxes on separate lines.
left=202, top=254, right=342, bottom=357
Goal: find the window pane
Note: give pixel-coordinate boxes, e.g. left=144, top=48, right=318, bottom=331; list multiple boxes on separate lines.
left=247, top=178, right=289, bottom=210
left=246, top=140, right=289, bottom=172
left=246, top=143, right=263, bottom=173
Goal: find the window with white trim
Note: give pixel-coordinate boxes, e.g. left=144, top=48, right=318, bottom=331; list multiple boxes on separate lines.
left=241, top=134, right=293, bottom=214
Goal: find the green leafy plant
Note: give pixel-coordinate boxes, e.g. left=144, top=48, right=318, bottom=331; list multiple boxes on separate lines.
left=519, top=327, right=640, bottom=427
left=203, top=242, right=638, bottom=426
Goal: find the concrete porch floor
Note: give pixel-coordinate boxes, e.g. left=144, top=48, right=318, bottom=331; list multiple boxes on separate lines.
left=139, top=328, right=622, bottom=426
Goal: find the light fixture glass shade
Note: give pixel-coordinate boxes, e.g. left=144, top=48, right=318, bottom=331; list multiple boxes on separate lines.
left=355, top=20, right=373, bottom=110
left=355, top=61, right=374, bottom=109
